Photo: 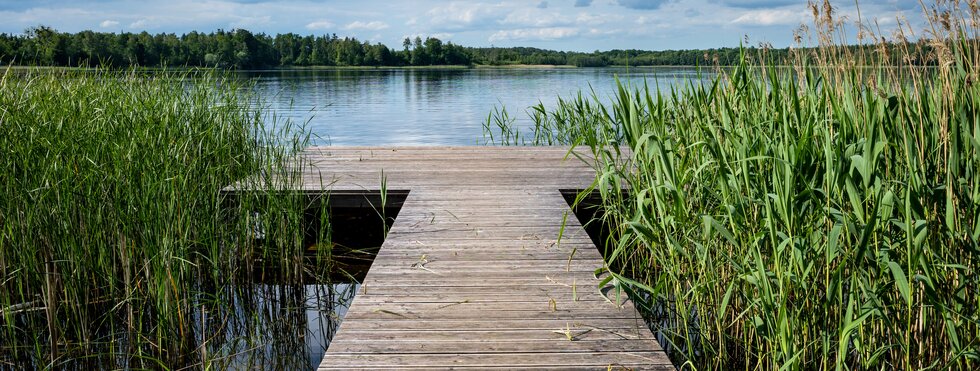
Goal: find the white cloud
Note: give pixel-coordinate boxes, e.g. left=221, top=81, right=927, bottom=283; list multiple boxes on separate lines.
left=425, top=2, right=507, bottom=31
left=500, top=10, right=617, bottom=30
left=129, top=19, right=149, bottom=29
left=305, top=20, right=335, bottom=30
left=489, top=27, right=579, bottom=42
left=576, top=12, right=619, bottom=26
left=231, top=15, right=271, bottom=28
left=636, top=15, right=654, bottom=25
left=586, top=28, right=618, bottom=37
left=731, top=9, right=806, bottom=26
left=344, top=20, right=389, bottom=31
left=501, top=10, right=570, bottom=28
left=99, top=20, right=119, bottom=28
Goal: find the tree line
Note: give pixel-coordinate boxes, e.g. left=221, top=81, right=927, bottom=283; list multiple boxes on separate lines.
left=470, top=43, right=936, bottom=67
left=0, top=26, right=933, bottom=69
left=0, top=27, right=472, bottom=69
left=468, top=46, right=758, bottom=67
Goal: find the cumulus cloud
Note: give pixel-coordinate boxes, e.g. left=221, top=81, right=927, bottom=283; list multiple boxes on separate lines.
left=305, top=20, right=334, bottom=30
left=712, top=0, right=800, bottom=9
left=585, top=27, right=620, bottom=37
left=501, top=10, right=571, bottom=28
left=424, top=2, right=507, bottom=31
left=99, top=20, right=119, bottom=28
left=616, top=0, right=669, bottom=10
left=537, top=1, right=548, bottom=9
left=344, top=20, right=389, bottom=31
left=129, top=19, right=149, bottom=29
left=576, top=12, right=618, bottom=26
left=574, top=0, right=592, bottom=7
left=731, top=9, right=806, bottom=26
left=489, top=27, right=579, bottom=42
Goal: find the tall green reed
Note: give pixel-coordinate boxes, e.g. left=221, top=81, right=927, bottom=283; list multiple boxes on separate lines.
left=0, top=67, right=333, bottom=368
left=487, top=1, right=979, bottom=369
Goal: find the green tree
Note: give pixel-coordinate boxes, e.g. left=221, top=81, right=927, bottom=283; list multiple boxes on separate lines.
left=25, top=26, right=66, bottom=65
left=411, top=36, right=425, bottom=65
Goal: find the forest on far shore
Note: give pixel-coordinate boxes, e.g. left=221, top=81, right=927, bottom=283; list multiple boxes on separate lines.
left=0, top=26, right=932, bottom=69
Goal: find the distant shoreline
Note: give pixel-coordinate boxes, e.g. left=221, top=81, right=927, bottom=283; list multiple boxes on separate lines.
left=2, top=64, right=725, bottom=72
left=6, top=64, right=912, bottom=73
left=240, top=64, right=715, bottom=70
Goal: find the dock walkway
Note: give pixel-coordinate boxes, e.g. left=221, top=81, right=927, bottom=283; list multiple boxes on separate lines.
left=295, top=147, right=671, bottom=370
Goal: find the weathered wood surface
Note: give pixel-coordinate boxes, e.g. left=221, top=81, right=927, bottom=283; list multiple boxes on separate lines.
left=287, top=147, right=670, bottom=370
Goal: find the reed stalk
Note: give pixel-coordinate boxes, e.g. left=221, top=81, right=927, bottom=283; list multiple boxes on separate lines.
left=487, top=1, right=980, bottom=368
left=0, top=67, right=334, bottom=368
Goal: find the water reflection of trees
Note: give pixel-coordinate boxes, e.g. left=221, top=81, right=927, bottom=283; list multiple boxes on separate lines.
left=0, top=274, right=357, bottom=370
left=200, top=282, right=357, bottom=370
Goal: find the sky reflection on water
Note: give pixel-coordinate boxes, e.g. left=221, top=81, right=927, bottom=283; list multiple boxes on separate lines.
left=244, top=67, right=712, bottom=146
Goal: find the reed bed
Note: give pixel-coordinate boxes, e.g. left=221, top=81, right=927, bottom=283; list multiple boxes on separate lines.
left=489, top=1, right=979, bottom=369
left=0, top=67, right=338, bottom=368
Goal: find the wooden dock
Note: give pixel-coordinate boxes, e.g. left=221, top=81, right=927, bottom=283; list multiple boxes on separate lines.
left=293, top=147, right=672, bottom=370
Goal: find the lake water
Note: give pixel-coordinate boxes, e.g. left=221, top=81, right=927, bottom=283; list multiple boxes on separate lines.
left=242, top=67, right=711, bottom=146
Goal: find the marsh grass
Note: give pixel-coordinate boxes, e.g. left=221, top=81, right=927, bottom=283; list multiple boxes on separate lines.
left=489, top=1, right=979, bottom=369
left=0, top=67, right=344, bottom=368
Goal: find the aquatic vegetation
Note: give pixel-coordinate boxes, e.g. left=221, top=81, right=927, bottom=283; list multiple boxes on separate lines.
left=0, top=67, right=344, bottom=368
left=489, top=1, right=980, bottom=369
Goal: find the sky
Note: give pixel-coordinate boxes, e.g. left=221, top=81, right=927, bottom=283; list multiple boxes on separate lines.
left=0, top=0, right=925, bottom=51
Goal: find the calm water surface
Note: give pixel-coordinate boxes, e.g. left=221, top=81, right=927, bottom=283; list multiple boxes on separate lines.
left=244, top=67, right=711, bottom=145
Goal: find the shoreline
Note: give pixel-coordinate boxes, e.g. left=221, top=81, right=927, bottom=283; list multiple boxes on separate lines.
left=2, top=64, right=920, bottom=73
left=2, top=63, right=715, bottom=71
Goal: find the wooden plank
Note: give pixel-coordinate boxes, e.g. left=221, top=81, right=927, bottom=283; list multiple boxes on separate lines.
left=335, top=318, right=652, bottom=331
left=231, top=147, right=667, bottom=369
left=364, top=259, right=604, bottom=270
left=318, top=352, right=672, bottom=368
left=350, top=285, right=619, bottom=296
left=341, top=309, right=645, bottom=322
left=373, top=248, right=602, bottom=258
left=327, top=328, right=654, bottom=342
left=330, top=340, right=656, bottom=354
left=319, top=367, right=663, bottom=371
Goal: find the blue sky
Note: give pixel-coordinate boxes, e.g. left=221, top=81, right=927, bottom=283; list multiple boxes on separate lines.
left=0, top=0, right=924, bottom=51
